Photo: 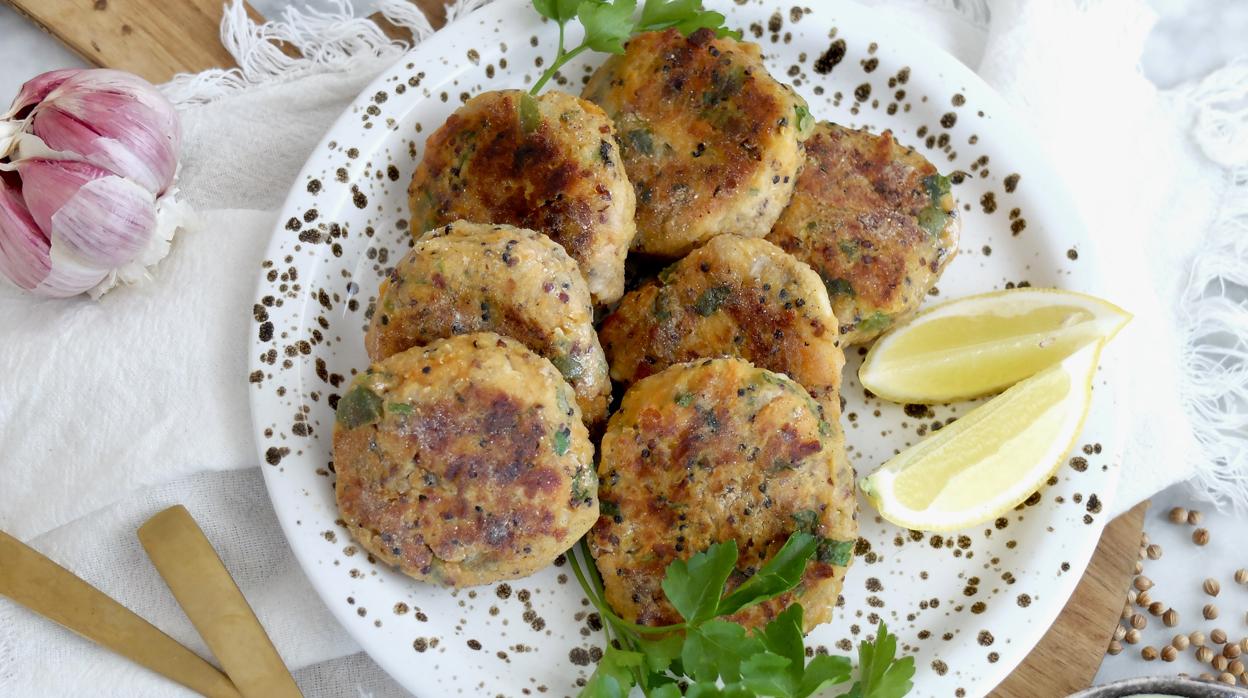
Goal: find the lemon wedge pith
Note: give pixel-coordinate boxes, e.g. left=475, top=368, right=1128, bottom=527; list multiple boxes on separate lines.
left=859, top=341, right=1102, bottom=532
left=858, top=288, right=1129, bottom=404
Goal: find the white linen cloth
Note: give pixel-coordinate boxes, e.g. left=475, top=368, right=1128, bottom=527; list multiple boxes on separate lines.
left=1, top=0, right=1245, bottom=695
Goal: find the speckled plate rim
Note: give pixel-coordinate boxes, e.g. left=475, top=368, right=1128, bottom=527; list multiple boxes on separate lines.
left=248, top=0, right=1129, bottom=694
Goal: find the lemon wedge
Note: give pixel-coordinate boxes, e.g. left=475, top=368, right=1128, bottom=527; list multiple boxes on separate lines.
left=858, top=288, right=1129, bottom=404
left=859, top=341, right=1102, bottom=532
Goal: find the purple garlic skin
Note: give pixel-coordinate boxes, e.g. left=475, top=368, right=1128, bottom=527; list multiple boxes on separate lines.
left=0, top=68, right=185, bottom=298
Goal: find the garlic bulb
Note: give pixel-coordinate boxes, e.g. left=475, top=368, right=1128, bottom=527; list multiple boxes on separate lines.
left=0, top=69, right=187, bottom=298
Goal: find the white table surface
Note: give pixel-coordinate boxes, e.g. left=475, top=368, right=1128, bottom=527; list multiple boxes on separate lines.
left=1, top=0, right=1245, bottom=692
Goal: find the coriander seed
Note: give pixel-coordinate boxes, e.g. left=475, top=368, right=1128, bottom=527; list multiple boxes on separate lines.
left=1113, top=625, right=1126, bottom=641
left=1136, top=590, right=1152, bottom=607
left=1134, top=576, right=1154, bottom=591
left=1241, top=638, right=1248, bottom=652
left=1192, top=631, right=1207, bottom=646
left=1205, top=604, right=1220, bottom=620
left=1169, top=506, right=1188, bottom=523
left=1199, top=672, right=1214, bottom=681
left=1121, top=604, right=1133, bottom=620
left=1193, top=528, right=1210, bottom=545
left=1162, top=645, right=1178, bottom=662
left=1131, top=613, right=1148, bottom=629
left=1235, top=568, right=1248, bottom=585
left=1226, top=643, right=1243, bottom=659
left=1174, top=634, right=1190, bottom=650
left=1230, top=659, right=1245, bottom=676
left=1213, top=629, right=1229, bottom=644
left=1199, top=647, right=1216, bottom=663
left=1142, top=646, right=1158, bottom=661
left=1134, top=560, right=1144, bottom=574
left=1188, top=509, right=1203, bottom=525
left=1219, top=672, right=1236, bottom=685
left=1125, top=628, right=1141, bottom=644
left=1149, top=601, right=1166, bottom=617
left=1146, top=544, right=1162, bottom=560
left=1107, top=640, right=1122, bottom=655
left=1127, top=589, right=1138, bottom=604
left=1205, top=578, right=1221, bottom=596
left=1215, top=655, right=1230, bottom=672
left=1163, top=609, right=1179, bottom=627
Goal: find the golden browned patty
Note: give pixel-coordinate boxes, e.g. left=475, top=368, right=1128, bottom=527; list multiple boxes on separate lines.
left=582, top=29, right=811, bottom=258
left=598, top=234, right=844, bottom=418
left=365, top=221, right=610, bottom=426
left=766, top=122, right=960, bottom=345
left=590, top=358, right=856, bottom=632
left=333, top=333, right=598, bottom=587
left=408, top=89, right=636, bottom=304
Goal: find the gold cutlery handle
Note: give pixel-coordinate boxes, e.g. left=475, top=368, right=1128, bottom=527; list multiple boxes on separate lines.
left=0, top=530, right=241, bottom=698
left=138, top=506, right=302, bottom=698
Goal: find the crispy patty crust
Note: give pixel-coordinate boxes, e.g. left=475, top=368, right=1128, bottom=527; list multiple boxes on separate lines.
left=365, top=221, right=610, bottom=426
left=583, top=29, right=811, bottom=258
left=408, top=89, right=636, bottom=304
left=767, top=122, right=960, bottom=345
left=333, top=333, right=598, bottom=587
left=590, top=358, right=856, bottom=631
left=598, top=234, right=844, bottom=417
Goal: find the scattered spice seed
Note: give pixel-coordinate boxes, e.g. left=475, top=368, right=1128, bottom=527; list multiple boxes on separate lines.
left=1149, top=601, right=1165, bottom=617
left=1163, top=609, right=1179, bottom=627
left=1199, top=647, right=1216, bottom=663
left=1193, top=528, right=1210, bottom=545
left=1213, top=629, right=1229, bottom=645
left=1188, top=510, right=1204, bottom=525
left=1162, top=645, right=1178, bottom=662
left=1235, top=568, right=1248, bottom=585
left=1199, top=672, right=1214, bottom=681
left=1131, top=613, right=1148, bottom=629
left=1114, top=625, right=1127, bottom=641
left=1121, top=604, right=1134, bottom=620
left=1134, top=576, right=1154, bottom=592
left=1214, top=655, right=1230, bottom=672
left=1169, top=506, right=1188, bottom=523
left=1133, top=560, right=1144, bottom=575
left=1205, top=604, right=1220, bottom=620
left=1241, top=638, right=1248, bottom=652
left=1125, top=629, right=1142, bottom=644
left=1127, top=589, right=1138, bottom=604
left=1227, top=643, right=1243, bottom=660
left=1142, top=646, right=1159, bottom=661
left=1219, top=672, right=1237, bottom=686
left=1192, top=631, right=1207, bottom=646
left=1205, top=578, right=1222, bottom=596
left=1174, top=634, right=1190, bottom=650
left=1107, top=640, right=1122, bottom=655
left=1231, top=660, right=1245, bottom=676
left=1146, top=544, right=1162, bottom=560
left=1136, top=590, right=1152, bottom=607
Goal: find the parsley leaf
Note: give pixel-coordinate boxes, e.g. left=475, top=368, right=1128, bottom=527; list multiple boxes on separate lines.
left=741, top=651, right=796, bottom=697
left=798, top=654, right=853, bottom=698
left=717, top=532, right=816, bottom=616
left=576, top=0, right=638, bottom=54
left=661, top=539, right=737, bottom=623
left=759, top=604, right=805, bottom=681
left=529, top=0, right=739, bottom=94
left=638, top=633, right=684, bottom=673
left=853, top=623, right=915, bottom=698
left=336, top=384, right=383, bottom=428
left=683, top=620, right=763, bottom=683
left=532, top=0, right=581, bottom=21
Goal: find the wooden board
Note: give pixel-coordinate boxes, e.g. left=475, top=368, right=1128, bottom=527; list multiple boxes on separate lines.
left=990, top=502, right=1148, bottom=697
left=5, top=2, right=1148, bottom=694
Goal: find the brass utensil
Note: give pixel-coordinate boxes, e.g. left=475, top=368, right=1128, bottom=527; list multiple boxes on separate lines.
left=138, top=505, right=302, bottom=698
left=0, top=530, right=241, bottom=698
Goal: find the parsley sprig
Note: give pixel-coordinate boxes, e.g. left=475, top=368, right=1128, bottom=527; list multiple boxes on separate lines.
left=567, top=533, right=915, bottom=697
left=529, top=0, right=742, bottom=94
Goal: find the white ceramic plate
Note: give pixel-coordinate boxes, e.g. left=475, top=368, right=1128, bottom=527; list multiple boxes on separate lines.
left=248, top=2, right=1124, bottom=695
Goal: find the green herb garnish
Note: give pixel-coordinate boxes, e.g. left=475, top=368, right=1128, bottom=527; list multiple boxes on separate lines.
left=529, top=0, right=742, bottom=94
left=553, top=426, right=572, bottom=455
left=794, top=104, right=814, bottom=133
left=857, top=312, right=892, bottom=334
left=569, top=531, right=915, bottom=697
left=519, top=91, right=543, bottom=133
left=822, top=276, right=855, bottom=298
left=917, top=173, right=952, bottom=237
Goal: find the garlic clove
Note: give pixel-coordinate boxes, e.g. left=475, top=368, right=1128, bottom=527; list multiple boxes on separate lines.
left=14, top=158, right=155, bottom=269
left=25, top=70, right=180, bottom=195
left=0, top=177, right=51, bottom=290
left=3, top=68, right=81, bottom=120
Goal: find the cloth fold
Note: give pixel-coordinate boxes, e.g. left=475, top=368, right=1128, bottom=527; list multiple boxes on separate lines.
left=1, top=0, right=1245, bottom=695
